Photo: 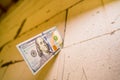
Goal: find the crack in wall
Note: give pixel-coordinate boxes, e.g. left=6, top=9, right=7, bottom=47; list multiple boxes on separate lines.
left=64, top=28, right=120, bottom=48
left=0, top=40, right=13, bottom=53
left=14, top=18, right=27, bottom=39
left=67, top=0, right=84, bottom=9
left=63, top=9, right=68, bottom=48
left=0, top=18, right=27, bottom=53
left=0, top=67, right=8, bottom=80
left=81, top=67, right=88, bottom=80
left=61, top=9, right=68, bottom=80
left=18, top=0, right=84, bottom=37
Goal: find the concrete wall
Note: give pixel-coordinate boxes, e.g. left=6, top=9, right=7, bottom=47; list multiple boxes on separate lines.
left=0, top=0, right=120, bottom=80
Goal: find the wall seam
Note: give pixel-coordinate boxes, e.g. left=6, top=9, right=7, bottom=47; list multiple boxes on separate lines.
left=61, top=9, right=68, bottom=80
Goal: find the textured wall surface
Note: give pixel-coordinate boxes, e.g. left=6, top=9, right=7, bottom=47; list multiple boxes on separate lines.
left=0, top=0, right=120, bottom=80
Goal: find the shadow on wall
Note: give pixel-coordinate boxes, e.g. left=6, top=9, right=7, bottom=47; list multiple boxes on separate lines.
left=35, top=53, right=59, bottom=80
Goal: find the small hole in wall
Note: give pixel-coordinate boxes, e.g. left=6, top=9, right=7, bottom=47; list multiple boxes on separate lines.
left=111, top=21, right=115, bottom=24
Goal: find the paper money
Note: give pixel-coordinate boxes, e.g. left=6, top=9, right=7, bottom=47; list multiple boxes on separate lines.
left=16, top=27, right=63, bottom=75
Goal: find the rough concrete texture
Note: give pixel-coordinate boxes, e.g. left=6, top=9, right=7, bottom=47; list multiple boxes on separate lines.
left=0, top=0, right=120, bottom=80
